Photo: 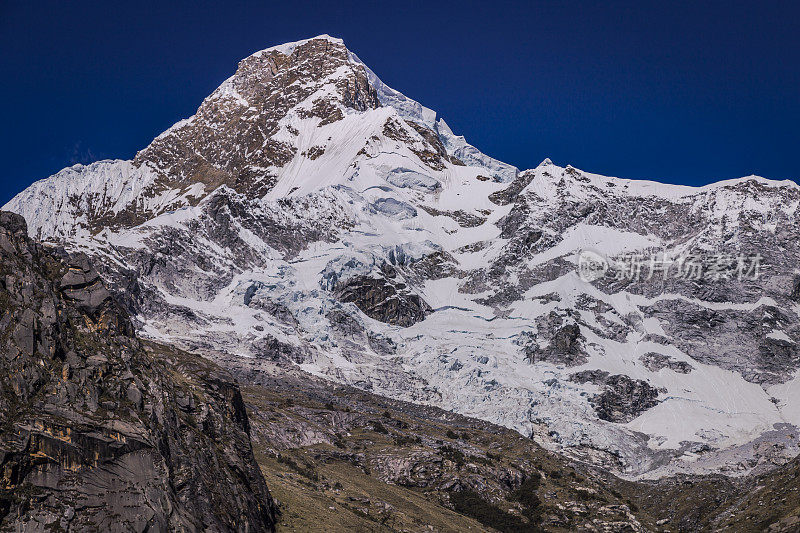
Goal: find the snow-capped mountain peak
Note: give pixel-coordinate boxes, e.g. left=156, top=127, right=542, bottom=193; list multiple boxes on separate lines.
left=8, top=35, right=511, bottom=241
left=6, top=35, right=800, bottom=480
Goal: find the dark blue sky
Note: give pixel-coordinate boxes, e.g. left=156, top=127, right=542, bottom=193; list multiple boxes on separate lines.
left=1, top=0, right=798, bottom=205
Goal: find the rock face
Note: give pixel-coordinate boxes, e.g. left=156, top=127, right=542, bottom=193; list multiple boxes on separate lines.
left=133, top=36, right=380, bottom=202
left=0, top=212, right=277, bottom=532
left=522, top=312, right=588, bottom=367
left=6, top=35, right=800, bottom=479
left=571, top=371, right=662, bottom=423
left=337, top=273, right=432, bottom=327
left=639, top=352, right=693, bottom=374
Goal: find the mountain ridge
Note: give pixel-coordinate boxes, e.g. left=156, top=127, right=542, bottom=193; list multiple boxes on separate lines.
left=6, top=35, right=800, bottom=481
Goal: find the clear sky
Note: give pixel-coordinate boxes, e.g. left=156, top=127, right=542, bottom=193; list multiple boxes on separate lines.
left=1, top=0, right=798, bottom=205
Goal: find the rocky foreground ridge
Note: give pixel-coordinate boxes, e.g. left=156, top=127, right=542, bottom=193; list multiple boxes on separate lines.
left=0, top=212, right=277, bottom=531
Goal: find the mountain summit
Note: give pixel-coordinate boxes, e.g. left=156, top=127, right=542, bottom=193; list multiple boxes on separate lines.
left=6, top=36, right=800, bottom=479
left=10, top=35, right=514, bottom=241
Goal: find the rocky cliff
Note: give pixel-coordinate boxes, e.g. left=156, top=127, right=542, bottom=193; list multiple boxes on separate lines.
left=0, top=212, right=277, bottom=532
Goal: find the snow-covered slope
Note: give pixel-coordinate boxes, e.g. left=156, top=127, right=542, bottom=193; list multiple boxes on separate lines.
left=6, top=35, right=800, bottom=479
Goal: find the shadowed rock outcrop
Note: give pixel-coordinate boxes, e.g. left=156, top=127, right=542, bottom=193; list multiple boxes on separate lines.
left=570, top=370, right=661, bottom=423
left=0, top=212, right=277, bottom=532
left=639, top=352, right=694, bottom=374
left=337, top=273, right=432, bottom=327
left=523, top=312, right=588, bottom=367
